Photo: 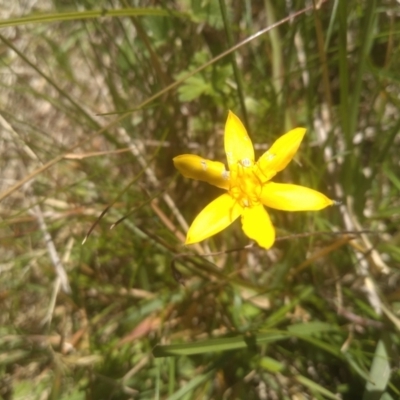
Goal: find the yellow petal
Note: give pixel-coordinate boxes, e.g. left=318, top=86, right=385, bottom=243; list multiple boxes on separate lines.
left=256, top=128, right=306, bottom=182
left=260, top=182, right=334, bottom=211
left=186, top=194, right=243, bottom=244
left=241, top=205, right=275, bottom=249
left=224, top=110, right=255, bottom=168
left=173, top=154, right=230, bottom=190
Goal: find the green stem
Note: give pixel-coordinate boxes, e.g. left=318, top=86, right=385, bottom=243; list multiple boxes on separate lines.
left=219, top=0, right=249, bottom=129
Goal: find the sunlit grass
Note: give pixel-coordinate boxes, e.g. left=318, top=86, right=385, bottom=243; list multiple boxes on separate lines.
left=0, top=1, right=399, bottom=399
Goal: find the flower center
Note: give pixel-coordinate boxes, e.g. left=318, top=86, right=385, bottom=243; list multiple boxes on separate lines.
left=228, top=159, right=262, bottom=208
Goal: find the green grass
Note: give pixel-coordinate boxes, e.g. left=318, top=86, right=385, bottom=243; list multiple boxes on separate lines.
left=0, top=1, right=399, bottom=399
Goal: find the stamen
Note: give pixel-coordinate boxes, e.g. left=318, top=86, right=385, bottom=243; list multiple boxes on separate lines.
left=228, top=164, right=261, bottom=208
left=241, top=158, right=251, bottom=167
left=221, top=170, right=230, bottom=180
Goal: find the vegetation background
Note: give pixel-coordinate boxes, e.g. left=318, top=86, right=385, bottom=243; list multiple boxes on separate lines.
left=0, top=0, right=399, bottom=399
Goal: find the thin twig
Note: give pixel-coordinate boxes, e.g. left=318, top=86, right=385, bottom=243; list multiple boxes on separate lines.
left=169, top=229, right=382, bottom=284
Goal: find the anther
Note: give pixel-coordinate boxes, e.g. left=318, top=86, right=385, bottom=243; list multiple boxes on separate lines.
left=241, top=158, right=251, bottom=167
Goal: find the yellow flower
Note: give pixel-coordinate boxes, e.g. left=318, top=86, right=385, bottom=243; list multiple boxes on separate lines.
left=173, top=111, right=334, bottom=249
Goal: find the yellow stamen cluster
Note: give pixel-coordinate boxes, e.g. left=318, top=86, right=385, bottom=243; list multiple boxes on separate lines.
left=229, top=159, right=262, bottom=208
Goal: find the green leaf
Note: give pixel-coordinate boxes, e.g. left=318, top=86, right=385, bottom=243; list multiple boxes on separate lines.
left=259, top=356, right=285, bottom=373
left=177, top=76, right=213, bottom=102
left=168, top=370, right=215, bottom=400
left=0, top=8, right=177, bottom=28
left=261, top=286, right=314, bottom=328
left=295, top=375, right=341, bottom=400
left=363, top=337, right=391, bottom=400
left=379, top=394, right=395, bottom=400
left=153, top=331, right=287, bottom=357
left=0, top=349, right=30, bottom=365
left=287, top=321, right=339, bottom=336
